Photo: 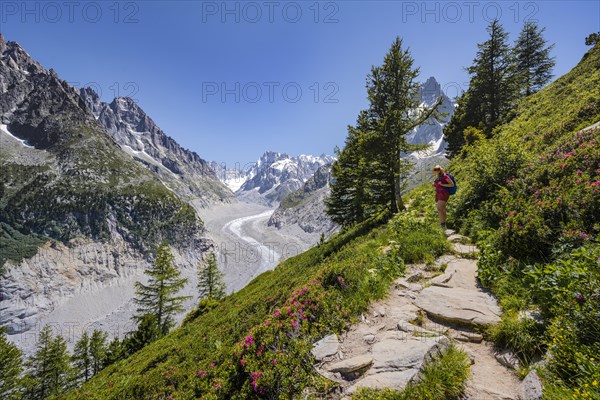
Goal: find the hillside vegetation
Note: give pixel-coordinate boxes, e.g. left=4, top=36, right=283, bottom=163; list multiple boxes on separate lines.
left=447, top=42, right=600, bottom=398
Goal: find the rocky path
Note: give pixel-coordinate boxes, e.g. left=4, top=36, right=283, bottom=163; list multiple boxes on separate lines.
left=312, top=231, right=524, bottom=399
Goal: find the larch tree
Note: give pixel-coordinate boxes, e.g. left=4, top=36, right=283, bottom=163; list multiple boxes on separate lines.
left=72, top=332, right=91, bottom=383
left=133, top=242, right=190, bottom=336
left=327, top=37, right=441, bottom=224
left=197, top=251, right=226, bottom=301
left=89, top=329, right=108, bottom=376
left=0, top=327, right=23, bottom=400
left=22, top=326, right=73, bottom=400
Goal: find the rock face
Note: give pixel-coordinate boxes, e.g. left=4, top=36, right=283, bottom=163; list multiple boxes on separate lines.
left=267, top=165, right=338, bottom=235
left=0, top=34, right=212, bottom=348
left=402, top=77, right=455, bottom=189
left=1, top=237, right=209, bottom=338
left=233, top=151, right=334, bottom=205
left=79, top=88, right=233, bottom=206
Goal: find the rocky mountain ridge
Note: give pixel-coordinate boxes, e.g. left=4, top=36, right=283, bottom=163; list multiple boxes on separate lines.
left=79, top=88, right=233, bottom=206
left=406, top=76, right=455, bottom=158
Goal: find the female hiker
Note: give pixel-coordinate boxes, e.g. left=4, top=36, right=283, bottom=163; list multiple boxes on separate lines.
left=432, top=165, right=454, bottom=229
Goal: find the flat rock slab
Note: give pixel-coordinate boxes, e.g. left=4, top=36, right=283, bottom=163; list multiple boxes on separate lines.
left=327, top=354, right=373, bottom=373
left=465, top=384, right=519, bottom=400
left=430, top=258, right=478, bottom=289
left=414, top=286, right=501, bottom=328
left=346, top=369, right=418, bottom=394
left=447, top=233, right=469, bottom=242
left=370, top=336, right=450, bottom=373
left=311, top=334, right=339, bottom=361
left=453, top=243, right=479, bottom=255
left=387, top=303, right=420, bottom=323
left=453, top=331, right=484, bottom=343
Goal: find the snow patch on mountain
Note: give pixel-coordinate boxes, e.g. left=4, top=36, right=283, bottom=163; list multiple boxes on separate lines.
left=0, top=124, right=34, bottom=148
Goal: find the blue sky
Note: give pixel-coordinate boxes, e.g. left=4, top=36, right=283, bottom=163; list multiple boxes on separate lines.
left=2, top=1, right=599, bottom=166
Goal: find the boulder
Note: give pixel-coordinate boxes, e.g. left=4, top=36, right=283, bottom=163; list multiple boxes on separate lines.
left=520, top=369, right=543, bottom=400
left=496, top=349, right=520, bottom=370
left=363, top=334, right=376, bottom=344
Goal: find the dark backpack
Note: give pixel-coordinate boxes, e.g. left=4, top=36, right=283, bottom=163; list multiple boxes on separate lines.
left=445, top=173, right=457, bottom=195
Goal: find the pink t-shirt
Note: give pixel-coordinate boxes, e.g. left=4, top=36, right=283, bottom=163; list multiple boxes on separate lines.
left=434, top=174, right=451, bottom=191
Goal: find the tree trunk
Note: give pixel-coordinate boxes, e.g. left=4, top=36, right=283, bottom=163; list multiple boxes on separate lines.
left=394, top=176, right=405, bottom=212
left=392, top=157, right=406, bottom=213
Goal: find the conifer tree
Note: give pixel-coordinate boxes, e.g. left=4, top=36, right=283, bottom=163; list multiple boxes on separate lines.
left=327, top=37, right=440, bottom=223
left=364, top=37, right=441, bottom=214
left=467, top=19, right=515, bottom=132
left=133, top=242, right=190, bottom=336
left=326, top=126, right=368, bottom=226
left=197, top=251, right=226, bottom=301
left=104, top=337, right=125, bottom=367
left=514, top=21, right=555, bottom=96
left=585, top=32, right=600, bottom=46
left=22, top=326, right=73, bottom=400
left=0, top=327, right=23, bottom=400
left=444, top=19, right=516, bottom=156
left=126, top=314, right=162, bottom=354
left=443, top=89, right=483, bottom=157
left=89, top=329, right=108, bottom=376
left=72, top=332, right=91, bottom=383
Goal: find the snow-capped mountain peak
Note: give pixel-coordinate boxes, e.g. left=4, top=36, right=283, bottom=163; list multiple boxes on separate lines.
left=213, top=151, right=335, bottom=205
left=406, top=76, right=455, bottom=157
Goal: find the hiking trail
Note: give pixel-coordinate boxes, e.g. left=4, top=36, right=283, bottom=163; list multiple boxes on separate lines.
left=311, top=230, right=524, bottom=399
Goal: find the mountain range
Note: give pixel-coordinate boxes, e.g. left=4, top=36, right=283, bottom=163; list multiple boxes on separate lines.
left=213, top=151, right=335, bottom=206
left=0, top=34, right=223, bottom=337
left=267, top=164, right=337, bottom=236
